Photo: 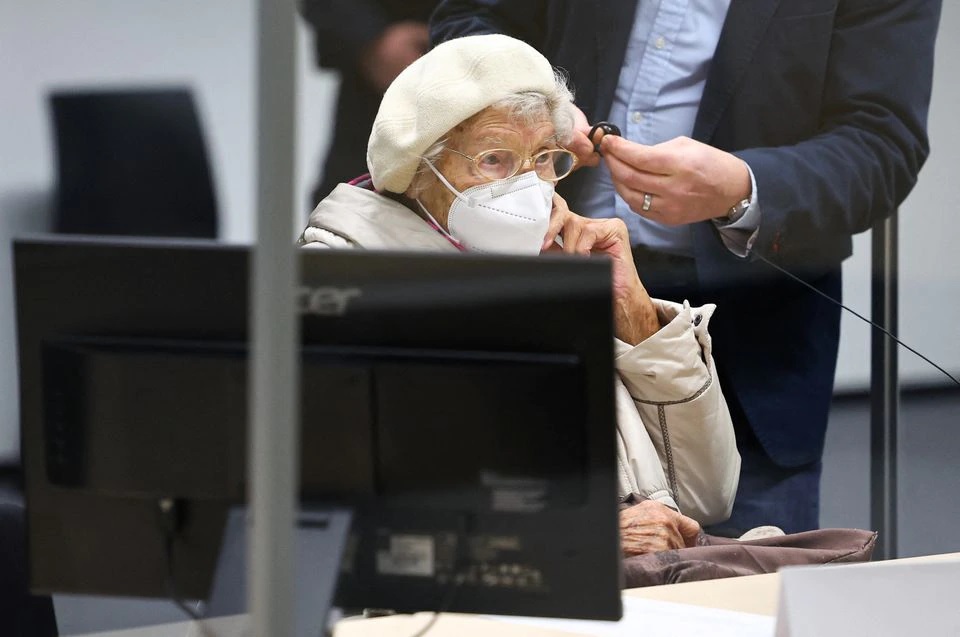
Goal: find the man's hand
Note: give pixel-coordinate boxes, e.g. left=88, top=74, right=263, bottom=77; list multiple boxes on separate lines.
left=600, top=135, right=752, bottom=225
left=542, top=194, right=660, bottom=345
left=359, top=21, right=429, bottom=93
left=620, top=500, right=701, bottom=557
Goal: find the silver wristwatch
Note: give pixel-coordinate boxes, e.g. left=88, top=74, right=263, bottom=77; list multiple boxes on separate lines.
left=717, top=197, right=751, bottom=226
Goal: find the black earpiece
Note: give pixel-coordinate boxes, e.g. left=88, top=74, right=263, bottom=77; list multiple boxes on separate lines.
left=587, top=121, right=622, bottom=154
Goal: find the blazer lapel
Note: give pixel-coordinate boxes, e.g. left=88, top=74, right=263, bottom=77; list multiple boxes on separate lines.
left=693, top=0, right=781, bottom=142
left=593, top=0, right=640, bottom=119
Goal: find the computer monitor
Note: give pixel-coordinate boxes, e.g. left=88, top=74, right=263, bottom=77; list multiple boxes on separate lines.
left=14, top=236, right=622, bottom=621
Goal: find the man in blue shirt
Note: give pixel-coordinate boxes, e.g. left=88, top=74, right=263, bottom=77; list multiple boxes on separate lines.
left=431, top=0, right=942, bottom=534
left=578, top=0, right=759, bottom=259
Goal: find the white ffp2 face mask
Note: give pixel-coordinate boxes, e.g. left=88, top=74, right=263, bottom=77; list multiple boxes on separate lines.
left=421, top=162, right=554, bottom=255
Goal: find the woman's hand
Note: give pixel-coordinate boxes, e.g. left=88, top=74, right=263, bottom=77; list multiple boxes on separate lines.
left=542, top=194, right=660, bottom=345
left=620, top=500, right=702, bottom=557
left=564, top=105, right=601, bottom=170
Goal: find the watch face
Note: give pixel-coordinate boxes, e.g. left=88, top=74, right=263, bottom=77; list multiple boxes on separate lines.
left=721, top=200, right=750, bottom=225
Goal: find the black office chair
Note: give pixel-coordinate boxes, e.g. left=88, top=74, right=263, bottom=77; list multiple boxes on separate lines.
left=49, top=88, right=218, bottom=238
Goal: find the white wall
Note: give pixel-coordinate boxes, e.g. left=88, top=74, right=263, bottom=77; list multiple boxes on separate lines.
left=0, top=0, right=338, bottom=460
left=834, top=1, right=960, bottom=390
left=0, top=2, right=957, bottom=458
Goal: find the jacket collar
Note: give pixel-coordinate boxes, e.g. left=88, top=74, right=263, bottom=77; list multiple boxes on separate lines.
left=306, top=184, right=459, bottom=252
left=693, top=0, right=782, bottom=142
left=593, top=0, right=640, bottom=121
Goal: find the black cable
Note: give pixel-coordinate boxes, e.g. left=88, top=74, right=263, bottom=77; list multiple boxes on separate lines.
left=406, top=610, right=442, bottom=637
left=725, top=234, right=960, bottom=388
left=587, top=116, right=957, bottom=388
left=405, top=513, right=474, bottom=637
left=157, top=498, right=204, bottom=622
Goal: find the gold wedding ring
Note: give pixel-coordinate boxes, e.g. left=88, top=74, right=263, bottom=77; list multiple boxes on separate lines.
left=641, top=192, right=653, bottom=212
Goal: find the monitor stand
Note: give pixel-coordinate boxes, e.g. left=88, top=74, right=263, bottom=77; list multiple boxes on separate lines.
left=206, top=505, right=353, bottom=637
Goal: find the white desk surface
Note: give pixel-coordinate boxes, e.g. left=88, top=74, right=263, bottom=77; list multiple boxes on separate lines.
left=334, top=551, right=960, bottom=637
left=73, top=552, right=960, bottom=637
left=624, top=550, right=960, bottom=616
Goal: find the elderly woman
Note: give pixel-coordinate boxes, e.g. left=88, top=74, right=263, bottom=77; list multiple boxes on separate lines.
left=300, top=34, right=740, bottom=556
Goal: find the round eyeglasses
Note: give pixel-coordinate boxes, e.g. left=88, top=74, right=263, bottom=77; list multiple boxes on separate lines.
left=446, top=147, right=579, bottom=182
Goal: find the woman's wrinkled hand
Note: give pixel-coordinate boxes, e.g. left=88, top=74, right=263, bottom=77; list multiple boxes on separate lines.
left=564, top=105, right=601, bottom=170
left=620, top=499, right=702, bottom=557
left=542, top=194, right=660, bottom=345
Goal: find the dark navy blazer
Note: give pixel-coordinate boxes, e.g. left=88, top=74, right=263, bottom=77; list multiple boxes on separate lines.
left=431, top=0, right=941, bottom=466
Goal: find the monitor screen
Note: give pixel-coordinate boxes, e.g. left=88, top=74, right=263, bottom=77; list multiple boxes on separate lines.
left=15, top=237, right=622, bottom=620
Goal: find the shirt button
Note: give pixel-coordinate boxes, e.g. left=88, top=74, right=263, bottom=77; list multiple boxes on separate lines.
left=693, top=314, right=703, bottom=327
left=631, top=111, right=644, bottom=123
left=655, top=36, right=666, bottom=49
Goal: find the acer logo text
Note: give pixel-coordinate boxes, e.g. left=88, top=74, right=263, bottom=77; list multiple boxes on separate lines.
left=297, top=287, right=361, bottom=316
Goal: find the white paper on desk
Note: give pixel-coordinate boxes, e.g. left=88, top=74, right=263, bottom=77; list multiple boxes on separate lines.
left=775, top=559, right=960, bottom=637
left=484, top=596, right=774, bottom=637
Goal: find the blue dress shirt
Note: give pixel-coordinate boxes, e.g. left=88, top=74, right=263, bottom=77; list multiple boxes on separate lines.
left=577, top=0, right=760, bottom=257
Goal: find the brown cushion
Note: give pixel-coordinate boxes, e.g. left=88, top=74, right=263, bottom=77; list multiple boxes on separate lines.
left=623, top=528, right=878, bottom=588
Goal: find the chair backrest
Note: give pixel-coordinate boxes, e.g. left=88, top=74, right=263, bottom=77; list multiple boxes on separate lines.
left=49, top=88, right=218, bottom=238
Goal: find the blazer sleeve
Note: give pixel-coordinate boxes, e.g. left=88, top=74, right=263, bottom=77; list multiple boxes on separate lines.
left=614, top=300, right=740, bottom=525
left=736, top=0, right=941, bottom=265
left=429, top=0, right=549, bottom=48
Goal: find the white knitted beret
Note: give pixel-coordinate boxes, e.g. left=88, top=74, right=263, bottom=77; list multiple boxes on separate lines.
left=367, top=34, right=559, bottom=193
